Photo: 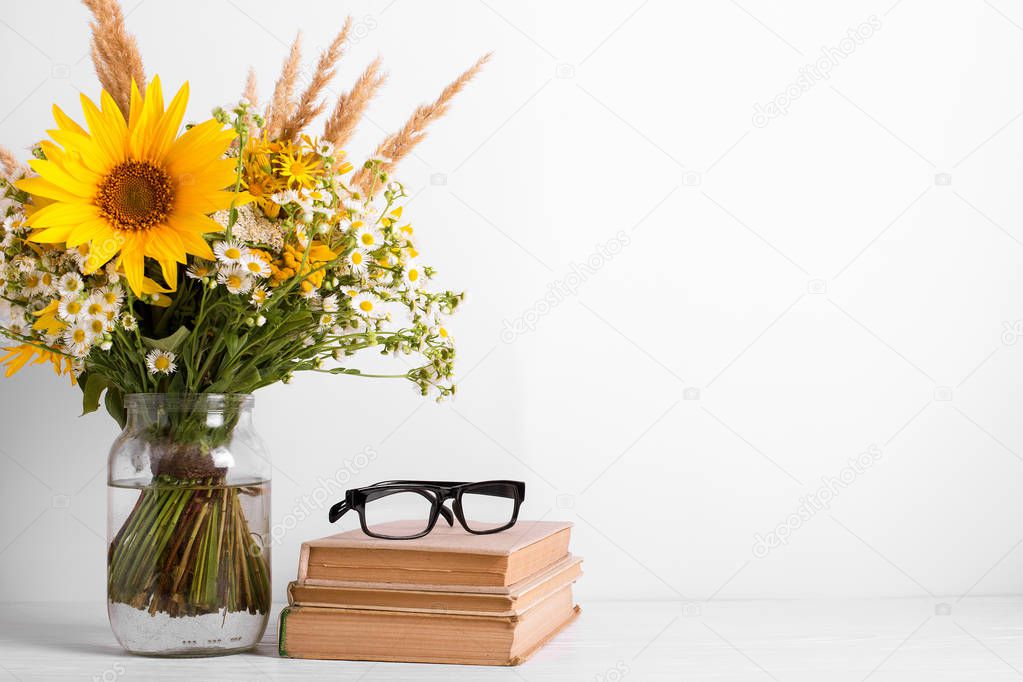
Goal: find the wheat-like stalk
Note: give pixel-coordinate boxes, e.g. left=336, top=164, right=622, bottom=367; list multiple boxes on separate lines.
left=243, top=67, right=258, bottom=107
left=354, top=53, right=491, bottom=196
left=0, top=145, right=26, bottom=179
left=265, top=32, right=303, bottom=139
left=280, top=17, right=353, bottom=140
left=81, top=0, right=146, bottom=117
left=322, top=58, right=387, bottom=151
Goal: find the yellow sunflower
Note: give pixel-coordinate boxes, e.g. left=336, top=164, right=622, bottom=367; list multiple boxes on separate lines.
left=17, top=76, right=249, bottom=296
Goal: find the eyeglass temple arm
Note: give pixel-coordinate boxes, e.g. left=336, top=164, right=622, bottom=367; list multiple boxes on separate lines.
left=368, top=479, right=470, bottom=489
left=328, top=500, right=349, bottom=523
left=328, top=498, right=454, bottom=526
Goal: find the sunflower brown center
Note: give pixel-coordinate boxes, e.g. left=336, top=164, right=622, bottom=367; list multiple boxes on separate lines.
left=96, top=160, right=174, bottom=231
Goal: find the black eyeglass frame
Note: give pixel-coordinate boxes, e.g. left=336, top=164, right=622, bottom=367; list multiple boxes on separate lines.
left=327, top=479, right=525, bottom=539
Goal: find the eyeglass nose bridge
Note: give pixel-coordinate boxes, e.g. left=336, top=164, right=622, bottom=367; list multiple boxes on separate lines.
left=437, top=500, right=455, bottom=526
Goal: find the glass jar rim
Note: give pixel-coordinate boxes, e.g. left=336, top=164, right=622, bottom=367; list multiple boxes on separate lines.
left=124, top=393, right=254, bottom=411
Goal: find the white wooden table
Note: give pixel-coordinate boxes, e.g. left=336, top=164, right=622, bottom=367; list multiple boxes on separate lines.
left=1, top=598, right=1023, bottom=680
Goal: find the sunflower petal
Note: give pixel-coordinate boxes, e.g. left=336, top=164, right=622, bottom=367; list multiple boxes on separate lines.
left=27, top=225, right=74, bottom=243
left=147, top=81, right=189, bottom=161
left=100, top=90, right=128, bottom=135
left=82, top=227, right=121, bottom=273
left=79, top=93, right=125, bottom=166
left=52, top=104, right=87, bottom=136
left=27, top=159, right=94, bottom=197
left=66, top=219, right=112, bottom=247
left=17, top=176, right=85, bottom=204
left=128, top=79, right=144, bottom=131
left=24, top=201, right=98, bottom=228
left=119, top=236, right=146, bottom=296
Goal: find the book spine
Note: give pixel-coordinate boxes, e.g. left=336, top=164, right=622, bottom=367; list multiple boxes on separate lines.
left=278, top=606, right=292, bottom=658
left=296, top=544, right=311, bottom=582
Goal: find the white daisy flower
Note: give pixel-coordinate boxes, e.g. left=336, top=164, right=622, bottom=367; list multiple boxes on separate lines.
left=63, top=322, right=94, bottom=356
left=317, top=313, right=334, bottom=329
left=186, top=261, right=215, bottom=280
left=13, top=255, right=37, bottom=273
left=350, top=292, right=383, bottom=317
left=217, top=267, right=253, bottom=294
left=320, top=294, right=339, bottom=313
left=213, top=240, right=248, bottom=265
left=250, top=285, right=271, bottom=308
left=145, top=349, right=177, bottom=375
left=300, top=286, right=321, bottom=300
left=39, top=272, right=57, bottom=293
left=317, top=141, right=335, bottom=157
left=239, top=253, right=271, bottom=278
left=85, top=316, right=109, bottom=337
left=57, top=295, right=86, bottom=322
left=402, top=261, right=425, bottom=289
left=99, top=285, right=125, bottom=308
left=104, top=261, right=122, bottom=284
left=84, top=291, right=112, bottom=320
left=57, top=272, right=84, bottom=296
left=353, top=225, right=381, bottom=250
left=22, top=271, right=49, bottom=297
left=120, top=313, right=137, bottom=331
left=346, top=249, right=368, bottom=276
left=270, top=189, right=301, bottom=206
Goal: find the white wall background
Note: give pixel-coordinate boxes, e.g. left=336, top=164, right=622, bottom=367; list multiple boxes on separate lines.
left=2, top=0, right=1023, bottom=605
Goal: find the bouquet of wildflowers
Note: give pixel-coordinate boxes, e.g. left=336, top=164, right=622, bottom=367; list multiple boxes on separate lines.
left=0, top=0, right=485, bottom=624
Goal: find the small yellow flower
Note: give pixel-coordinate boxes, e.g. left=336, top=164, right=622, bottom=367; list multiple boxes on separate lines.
left=0, top=344, right=74, bottom=382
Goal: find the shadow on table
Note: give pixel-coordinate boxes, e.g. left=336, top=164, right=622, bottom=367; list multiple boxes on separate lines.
left=0, top=605, right=283, bottom=659
left=0, top=617, right=123, bottom=656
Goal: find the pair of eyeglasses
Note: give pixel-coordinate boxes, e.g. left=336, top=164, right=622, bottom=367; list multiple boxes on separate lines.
left=328, top=480, right=525, bottom=539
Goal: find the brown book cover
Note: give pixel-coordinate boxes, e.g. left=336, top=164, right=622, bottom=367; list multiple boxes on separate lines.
left=289, top=555, right=582, bottom=616
left=279, top=584, right=580, bottom=665
left=298, top=520, right=572, bottom=587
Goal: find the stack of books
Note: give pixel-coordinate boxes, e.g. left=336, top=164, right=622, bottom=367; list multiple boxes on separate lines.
left=279, top=520, right=580, bottom=665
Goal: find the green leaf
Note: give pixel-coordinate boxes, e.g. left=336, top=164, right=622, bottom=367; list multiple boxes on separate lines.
left=141, top=326, right=191, bottom=353
left=81, top=373, right=112, bottom=416
left=104, top=386, right=126, bottom=429
left=225, top=332, right=249, bottom=360
left=208, top=365, right=261, bottom=394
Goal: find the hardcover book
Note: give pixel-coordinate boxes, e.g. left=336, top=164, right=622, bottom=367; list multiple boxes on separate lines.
left=279, top=584, right=580, bottom=665
left=289, top=554, right=582, bottom=616
left=298, top=520, right=572, bottom=587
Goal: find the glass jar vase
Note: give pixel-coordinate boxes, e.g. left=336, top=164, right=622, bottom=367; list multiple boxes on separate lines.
left=106, top=394, right=271, bottom=656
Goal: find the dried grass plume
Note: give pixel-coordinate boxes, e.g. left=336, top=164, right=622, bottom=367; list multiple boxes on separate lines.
left=243, top=67, right=259, bottom=107
left=0, top=146, right=27, bottom=179
left=322, top=57, right=387, bottom=151
left=280, top=17, right=353, bottom=140
left=265, top=32, right=303, bottom=138
left=354, top=53, right=491, bottom=196
left=81, top=0, right=146, bottom=117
